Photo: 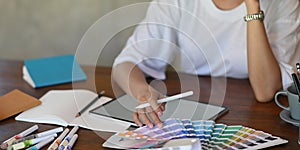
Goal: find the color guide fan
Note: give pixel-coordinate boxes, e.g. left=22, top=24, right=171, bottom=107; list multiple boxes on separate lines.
left=114, top=118, right=287, bottom=149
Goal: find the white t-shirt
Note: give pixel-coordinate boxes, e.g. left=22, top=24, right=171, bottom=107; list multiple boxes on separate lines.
left=113, top=0, right=300, bottom=89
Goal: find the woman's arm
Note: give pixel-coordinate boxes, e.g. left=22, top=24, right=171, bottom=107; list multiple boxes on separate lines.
left=245, top=0, right=282, bottom=102
left=112, top=62, right=164, bottom=128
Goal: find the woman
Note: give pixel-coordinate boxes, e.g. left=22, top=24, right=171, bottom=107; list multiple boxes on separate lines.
left=112, top=0, right=300, bottom=128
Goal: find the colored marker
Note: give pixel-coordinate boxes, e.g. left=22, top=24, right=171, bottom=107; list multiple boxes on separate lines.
left=12, top=127, right=63, bottom=144
left=57, top=126, right=79, bottom=150
left=1, top=125, right=38, bottom=149
left=47, top=128, right=70, bottom=150
left=135, top=91, right=194, bottom=109
left=63, top=134, right=78, bottom=150
left=8, top=134, right=57, bottom=150
left=26, top=137, right=55, bottom=150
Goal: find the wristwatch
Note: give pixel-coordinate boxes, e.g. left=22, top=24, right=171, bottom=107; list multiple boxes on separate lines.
left=244, top=10, right=264, bottom=22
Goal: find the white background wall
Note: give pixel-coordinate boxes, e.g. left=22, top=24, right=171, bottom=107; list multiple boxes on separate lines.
left=0, top=0, right=151, bottom=66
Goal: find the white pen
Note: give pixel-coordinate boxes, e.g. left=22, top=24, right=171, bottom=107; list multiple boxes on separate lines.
left=135, top=91, right=194, bottom=109
left=12, top=127, right=63, bottom=144
left=1, top=125, right=39, bottom=149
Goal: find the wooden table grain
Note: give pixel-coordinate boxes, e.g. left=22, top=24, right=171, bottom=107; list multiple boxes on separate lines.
left=0, top=60, right=299, bottom=149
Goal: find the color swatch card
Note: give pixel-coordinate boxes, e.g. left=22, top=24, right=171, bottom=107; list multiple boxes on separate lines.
left=108, top=118, right=288, bottom=149
left=23, top=54, right=87, bottom=88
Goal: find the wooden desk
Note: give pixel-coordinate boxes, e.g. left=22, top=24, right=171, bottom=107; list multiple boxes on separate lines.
left=0, top=60, right=299, bottom=149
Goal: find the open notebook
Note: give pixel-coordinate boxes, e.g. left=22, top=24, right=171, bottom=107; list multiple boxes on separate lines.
left=15, top=89, right=131, bottom=132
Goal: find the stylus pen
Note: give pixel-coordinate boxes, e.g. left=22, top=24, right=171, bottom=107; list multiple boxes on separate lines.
left=75, top=90, right=105, bottom=117
left=135, top=91, right=194, bottom=109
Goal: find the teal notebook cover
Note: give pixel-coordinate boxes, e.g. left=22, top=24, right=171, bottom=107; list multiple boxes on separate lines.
left=24, top=54, right=87, bottom=88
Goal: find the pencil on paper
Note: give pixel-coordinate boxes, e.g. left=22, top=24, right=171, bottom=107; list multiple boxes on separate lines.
left=135, top=91, right=194, bottom=109
left=75, top=90, right=105, bottom=117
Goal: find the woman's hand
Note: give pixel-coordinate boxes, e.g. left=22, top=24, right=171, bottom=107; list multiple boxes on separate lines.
left=133, top=85, right=166, bottom=128
left=112, top=62, right=166, bottom=128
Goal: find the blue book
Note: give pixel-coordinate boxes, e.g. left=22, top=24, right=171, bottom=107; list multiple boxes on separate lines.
left=23, top=54, right=87, bottom=88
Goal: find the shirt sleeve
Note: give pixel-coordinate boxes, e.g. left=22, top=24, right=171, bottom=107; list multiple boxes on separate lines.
left=113, top=0, right=181, bottom=80
left=264, top=0, right=300, bottom=89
